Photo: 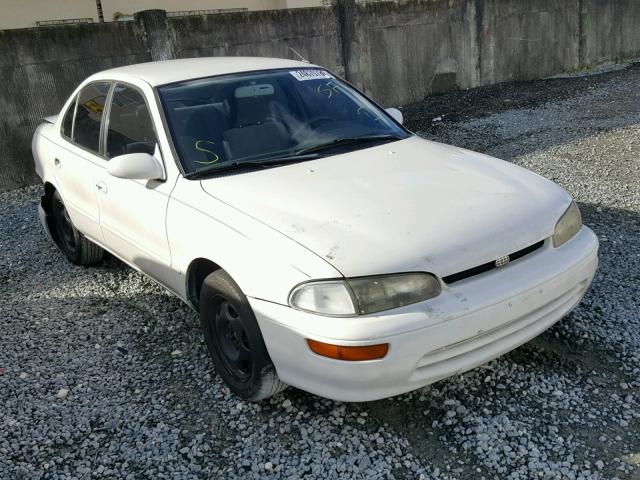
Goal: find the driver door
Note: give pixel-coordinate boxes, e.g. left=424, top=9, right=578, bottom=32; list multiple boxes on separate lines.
left=97, top=82, right=174, bottom=287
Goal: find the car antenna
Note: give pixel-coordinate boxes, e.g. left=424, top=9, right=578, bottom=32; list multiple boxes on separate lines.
left=288, top=46, right=309, bottom=63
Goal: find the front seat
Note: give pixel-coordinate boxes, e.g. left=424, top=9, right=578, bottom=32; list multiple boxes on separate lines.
left=175, top=105, right=228, bottom=171
left=223, top=123, right=290, bottom=160
left=223, top=95, right=290, bottom=159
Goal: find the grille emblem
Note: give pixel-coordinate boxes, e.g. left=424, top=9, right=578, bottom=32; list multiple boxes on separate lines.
left=495, top=255, right=510, bottom=268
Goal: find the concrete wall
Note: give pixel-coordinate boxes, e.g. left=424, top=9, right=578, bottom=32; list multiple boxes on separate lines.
left=169, top=7, right=342, bottom=73
left=348, top=0, right=640, bottom=106
left=479, top=0, right=581, bottom=85
left=0, top=22, right=151, bottom=190
left=581, top=0, right=640, bottom=65
left=1, top=0, right=639, bottom=191
left=351, top=0, right=479, bottom=105
left=352, top=0, right=584, bottom=105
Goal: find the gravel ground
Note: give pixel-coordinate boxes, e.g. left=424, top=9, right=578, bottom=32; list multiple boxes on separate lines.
left=1, top=63, right=639, bottom=480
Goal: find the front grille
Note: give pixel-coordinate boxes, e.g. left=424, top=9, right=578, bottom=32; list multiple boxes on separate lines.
left=442, top=240, right=545, bottom=284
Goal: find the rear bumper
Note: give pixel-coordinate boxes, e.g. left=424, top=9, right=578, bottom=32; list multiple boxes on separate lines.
left=251, top=227, right=599, bottom=402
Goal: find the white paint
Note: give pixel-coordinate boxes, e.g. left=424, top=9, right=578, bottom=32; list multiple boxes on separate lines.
left=106, top=153, right=165, bottom=181
left=385, top=107, right=403, bottom=124
left=200, top=136, right=573, bottom=278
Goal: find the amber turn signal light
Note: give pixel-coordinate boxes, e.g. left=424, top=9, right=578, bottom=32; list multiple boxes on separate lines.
left=306, top=339, right=389, bottom=361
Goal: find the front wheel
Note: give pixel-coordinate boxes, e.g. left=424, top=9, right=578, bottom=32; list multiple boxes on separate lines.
left=51, top=190, right=104, bottom=266
left=199, top=269, right=288, bottom=401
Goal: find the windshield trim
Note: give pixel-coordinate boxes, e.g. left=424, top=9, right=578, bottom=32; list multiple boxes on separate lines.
left=156, top=67, right=413, bottom=179
left=184, top=152, right=327, bottom=179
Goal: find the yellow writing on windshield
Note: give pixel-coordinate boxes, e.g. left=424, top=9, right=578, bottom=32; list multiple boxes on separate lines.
left=194, top=140, right=220, bottom=165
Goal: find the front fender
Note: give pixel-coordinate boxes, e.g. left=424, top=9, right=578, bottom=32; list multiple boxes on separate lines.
left=167, top=177, right=342, bottom=305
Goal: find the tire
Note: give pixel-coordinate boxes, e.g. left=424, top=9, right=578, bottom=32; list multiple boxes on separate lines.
left=199, top=269, right=288, bottom=401
left=51, top=190, right=104, bottom=266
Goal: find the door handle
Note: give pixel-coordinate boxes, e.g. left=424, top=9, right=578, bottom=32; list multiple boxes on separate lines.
left=96, top=182, right=107, bottom=194
left=54, top=158, right=61, bottom=168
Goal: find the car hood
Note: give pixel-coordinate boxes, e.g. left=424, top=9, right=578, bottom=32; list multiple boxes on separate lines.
left=200, top=136, right=570, bottom=278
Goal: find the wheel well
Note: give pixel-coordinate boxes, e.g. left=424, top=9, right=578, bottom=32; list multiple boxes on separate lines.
left=42, top=182, right=61, bottom=245
left=43, top=182, right=56, bottom=213
left=187, top=258, right=221, bottom=311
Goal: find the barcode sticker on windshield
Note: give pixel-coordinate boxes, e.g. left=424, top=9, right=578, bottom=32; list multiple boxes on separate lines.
left=290, top=70, right=333, bottom=81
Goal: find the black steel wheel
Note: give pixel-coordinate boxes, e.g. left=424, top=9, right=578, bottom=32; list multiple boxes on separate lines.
left=199, top=269, right=288, bottom=401
left=215, top=300, right=253, bottom=382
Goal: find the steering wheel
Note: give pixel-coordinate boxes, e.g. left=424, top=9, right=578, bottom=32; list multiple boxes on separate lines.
left=292, top=116, right=334, bottom=138
left=308, top=116, right=333, bottom=129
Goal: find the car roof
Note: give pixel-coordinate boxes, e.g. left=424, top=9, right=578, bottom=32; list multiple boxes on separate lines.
left=94, top=57, right=317, bottom=86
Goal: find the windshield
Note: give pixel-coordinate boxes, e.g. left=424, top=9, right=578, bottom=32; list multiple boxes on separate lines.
left=157, top=68, right=409, bottom=175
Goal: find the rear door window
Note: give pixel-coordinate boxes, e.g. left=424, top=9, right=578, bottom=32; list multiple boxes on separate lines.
left=61, top=96, right=77, bottom=139
left=73, top=82, right=111, bottom=155
left=106, top=84, right=157, bottom=158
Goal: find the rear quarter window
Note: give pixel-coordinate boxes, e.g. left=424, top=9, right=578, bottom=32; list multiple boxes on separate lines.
left=61, top=96, right=76, bottom=139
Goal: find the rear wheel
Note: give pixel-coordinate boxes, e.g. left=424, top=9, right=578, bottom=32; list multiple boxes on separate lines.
left=51, top=190, right=104, bottom=265
left=199, top=269, right=288, bottom=401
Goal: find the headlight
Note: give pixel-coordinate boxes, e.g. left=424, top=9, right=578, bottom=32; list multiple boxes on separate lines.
left=288, top=280, right=356, bottom=316
left=553, top=201, right=582, bottom=247
left=289, top=273, right=441, bottom=316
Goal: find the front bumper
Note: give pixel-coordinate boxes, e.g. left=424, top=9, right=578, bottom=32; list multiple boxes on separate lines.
left=251, top=227, right=599, bottom=402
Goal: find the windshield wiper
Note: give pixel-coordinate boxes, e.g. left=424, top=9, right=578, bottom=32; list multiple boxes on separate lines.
left=185, top=134, right=402, bottom=179
left=185, top=153, right=321, bottom=179
left=295, top=134, right=402, bottom=156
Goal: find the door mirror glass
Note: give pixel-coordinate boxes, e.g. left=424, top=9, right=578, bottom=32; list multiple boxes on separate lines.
left=107, top=152, right=165, bottom=180
left=385, top=107, right=403, bottom=125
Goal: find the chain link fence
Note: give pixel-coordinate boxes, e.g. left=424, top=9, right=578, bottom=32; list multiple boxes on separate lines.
left=35, top=18, right=94, bottom=27
left=321, top=0, right=392, bottom=5
left=166, top=8, right=248, bottom=18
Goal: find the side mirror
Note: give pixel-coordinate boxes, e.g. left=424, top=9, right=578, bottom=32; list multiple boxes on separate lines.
left=385, top=107, right=403, bottom=125
left=107, top=153, right=165, bottom=181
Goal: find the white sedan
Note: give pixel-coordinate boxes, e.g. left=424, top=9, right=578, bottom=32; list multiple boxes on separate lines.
left=32, top=57, right=598, bottom=401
